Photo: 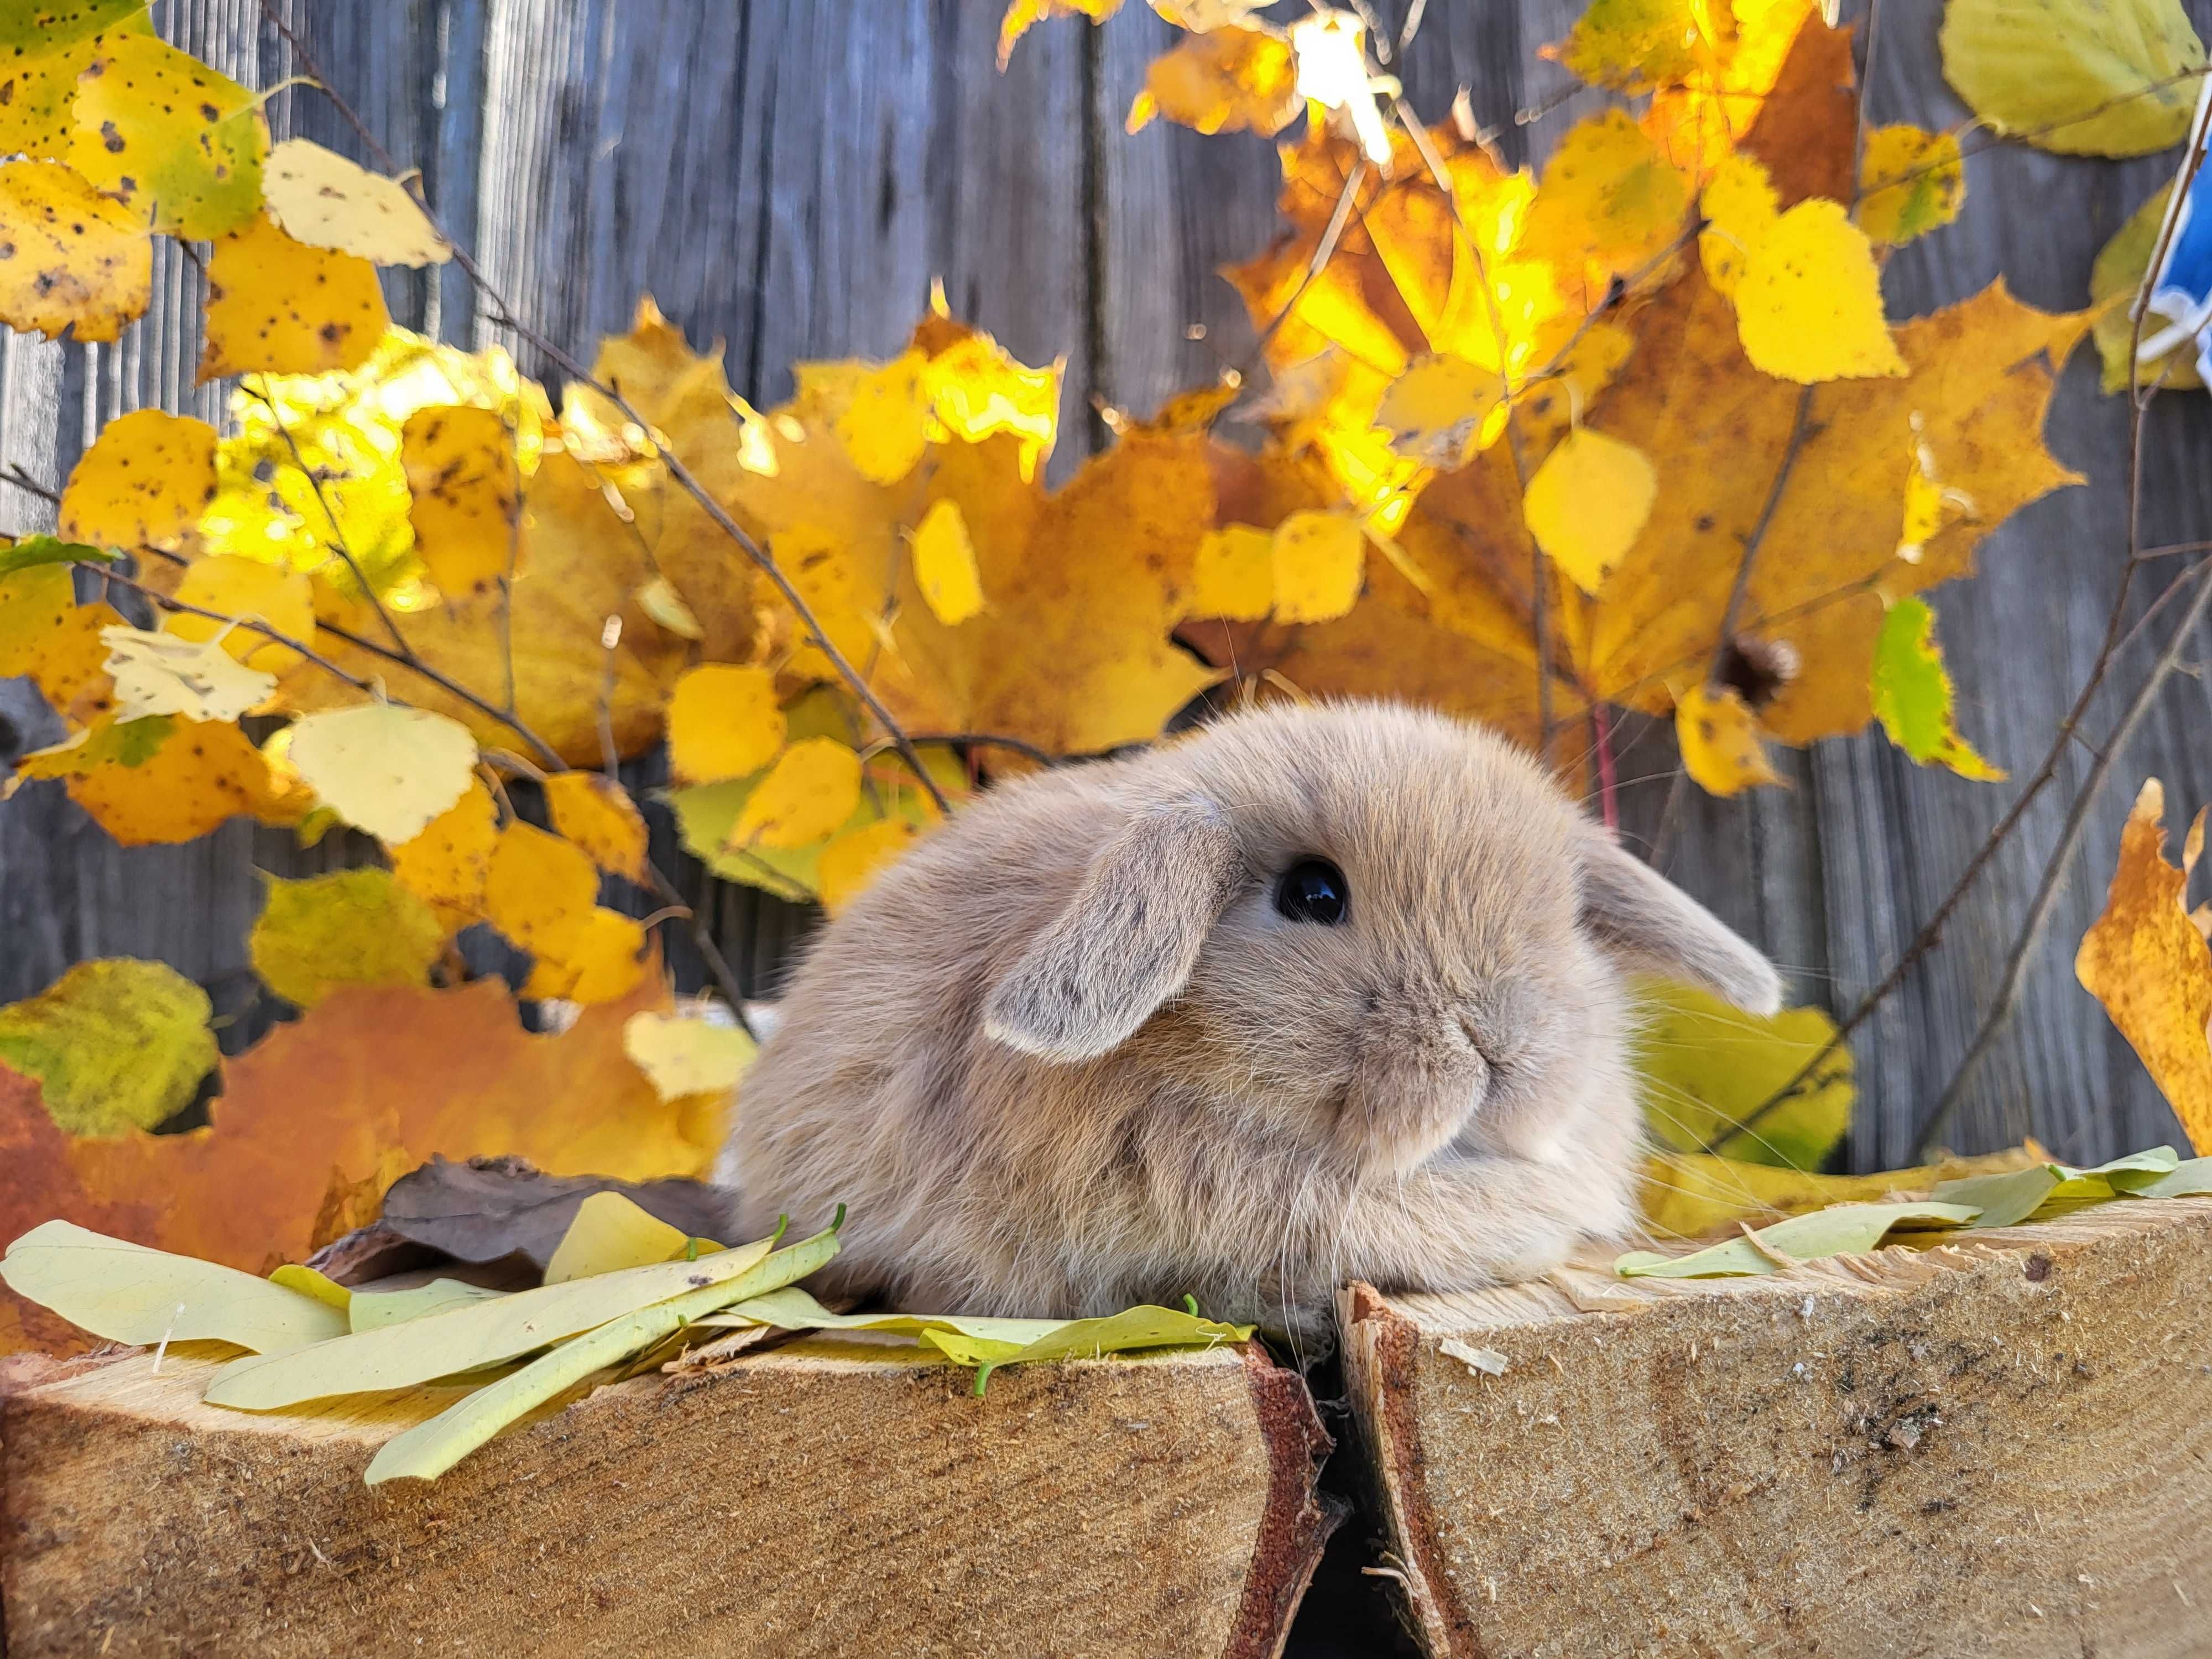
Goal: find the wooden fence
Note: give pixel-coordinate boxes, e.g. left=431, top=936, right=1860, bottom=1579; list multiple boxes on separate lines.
left=2, top=0, right=2208, bottom=1170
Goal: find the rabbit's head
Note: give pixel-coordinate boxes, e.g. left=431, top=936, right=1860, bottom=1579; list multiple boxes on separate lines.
left=983, top=701, right=1781, bottom=1181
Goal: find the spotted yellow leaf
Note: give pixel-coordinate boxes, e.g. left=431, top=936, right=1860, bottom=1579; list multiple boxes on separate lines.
left=544, top=771, right=650, bottom=884
left=1521, top=109, right=1693, bottom=292
left=1374, top=354, right=1504, bottom=468
left=1734, top=201, right=1906, bottom=383
left=911, top=497, right=984, bottom=625
left=58, top=409, right=217, bottom=553
left=0, top=11, right=149, bottom=161
left=199, top=213, right=389, bottom=383
left=402, top=404, right=520, bottom=596
left=262, top=138, right=452, bottom=267
left=56, top=714, right=302, bottom=844
left=286, top=702, right=479, bottom=845
left=388, top=779, right=498, bottom=931
left=69, top=32, right=265, bottom=239
left=0, top=160, right=149, bottom=343
left=727, top=737, right=863, bottom=852
left=1697, top=153, right=1779, bottom=299
left=1522, top=428, right=1657, bottom=595
left=1676, top=683, right=1782, bottom=796
left=1271, top=510, right=1365, bottom=623
left=667, top=664, right=784, bottom=786
left=1192, top=524, right=1275, bottom=622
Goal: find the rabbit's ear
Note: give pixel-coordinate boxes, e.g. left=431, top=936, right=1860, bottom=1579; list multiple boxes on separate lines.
left=1578, top=829, right=1784, bottom=1015
left=984, top=800, right=1244, bottom=1063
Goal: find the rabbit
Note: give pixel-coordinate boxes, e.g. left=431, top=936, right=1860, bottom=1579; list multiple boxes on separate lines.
left=717, top=698, right=1783, bottom=1341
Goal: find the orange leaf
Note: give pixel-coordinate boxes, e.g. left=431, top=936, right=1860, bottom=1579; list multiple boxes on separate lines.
left=3, top=973, right=719, bottom=1356
left=544, top=771, right=650, bottom=884
left=2077, top=780, right=2212, bottom=1155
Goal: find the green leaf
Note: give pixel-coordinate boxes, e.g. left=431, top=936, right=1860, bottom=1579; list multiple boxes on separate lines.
left=1941, top=0, right=2205, bottom=158
left=348, top=1278, right=509, bottom=1333
left=0, top=958, right=215, bottom=1135
left=1936, top=1146, right=2182, bottom=1226
left=247, top=868, right=446, bottom=1009
left=205, top=1233, right=785, bottom=1409
left=2091, top=184, right=2203, bottom=395
left=0, top=535, right=109, bottom=577
left=698, top=1288, right=1256, bottom=1396
left=1631, top=978, right=1851, bottom=1170
left=1615, top=1201, right=1980, bottom=1279
left=2140, top=1155, right=2212, bottom=1197
left=0, top=1221, right=348, bottom=1353
left=363, top=1224, right=842, bottom=1484
left=1871, top=597, right=2003, bottom=780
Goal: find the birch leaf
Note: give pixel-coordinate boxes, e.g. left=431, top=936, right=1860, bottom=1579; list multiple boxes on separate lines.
left=286, top=702, right=479, bottom=845
left=623, top=1010, right=755, bottom=1102
left=541, top=1191, right=702, bottom=1284
left=247, top=868, right=445, bottom=1009
left=0, top=159, right=150, bottom=343
left=1870, top=596, right=2004, bottom=779
left=100, top=626, right=276, bottom=723
left=262, top=138, right=452, bottom=267
left=1941, top=0, right=2205, bottom=158
left=0, top=958, right=214, bottom=1136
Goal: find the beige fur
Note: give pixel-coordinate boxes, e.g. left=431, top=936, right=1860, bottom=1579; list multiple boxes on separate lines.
left=718, top=700, right=1782, bottom=1339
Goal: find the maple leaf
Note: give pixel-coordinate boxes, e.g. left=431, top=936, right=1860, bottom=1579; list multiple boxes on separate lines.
left=0, top=971, right=724, bottom=1357
left=2076, top=780, right=2212, bottom=1155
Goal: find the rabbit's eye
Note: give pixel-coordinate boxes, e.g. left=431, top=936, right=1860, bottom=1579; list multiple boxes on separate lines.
left=1275, top=858, right=1349, bottom=925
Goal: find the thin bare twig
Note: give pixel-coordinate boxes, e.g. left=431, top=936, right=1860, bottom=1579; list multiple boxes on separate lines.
left=1239, top=155, right=1368, bottom=380
left=258, top=0, right=951, bottom=817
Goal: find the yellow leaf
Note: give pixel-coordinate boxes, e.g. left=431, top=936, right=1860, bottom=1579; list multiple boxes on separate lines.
left=260, top=138, right=452, bottom=267
left=667, top=663, right=785, bottom=785
left=248, top=868, right=445, bottom=1009
left=484, top=820, right=598, bottom=961
left=1552, top=0, right=1702, bottom=88
left=286, top=702, right=480, bottom=844
left=1870, top=595, right=2004, bottom=780
left=164, top=554, right=316, bottom=672
left=1940, top=0, right=2205, bottom=158
left=541, top=1191, right=697, bottom=1284
left=1125, top=25, right=1301, bottom=138
left=1858, top=124, right=1965, bottom=246
left=0, top=567, right=120, bottom=727
left=0, top=1221, right=348, bottom=1356
left=921, top=323, right=1063, bottom=484
left=0, top=958, right=215, bottom=1136
left=623, top=1010, right=757, bottom=1102
left=1271, top=509, right=1365, bottom=623
left=1639, top=1145, right=2046, bottom=1241
left=58, top=714, right=302, bottom=844
left=831, top=351, right=930, bottom=485
left=1192, top=523, right=1276, bottom=621
left=637, top=575, right=705, bottom=639
left=402, top=405, right=519, bottom=597
left=2076, top=780, right=2212, bottom=1154
left=1521, top=109, right=1693, bottom=298
left=100, top=624, right=275, bottom=723
left=388, top=779, right=497, bottom=931
left=1675, top=684, right=1782, bottom=796
left=817, top=816, right=920, bottom=914
left=531, top=908, right=649, bottom=1005
left=1734, top=200, right=1905, bottom=383
left=199, top=213, right=390, bottom=383
left=1894, top=413, right=1978, bottom=564
left=1522, top=427, right=1657, bottom=594
left=8, top=713, right=171, bottom=782
left=1633, top=978, right=1849, bottom=1170
left=68, top=33, right=265, bottom=238
left=58, top=408, right=217, bottom=552
left=1697, top=153, right=1780, bottom=298
left=0, top=160, right=149, bottom=343
left=544, top=771, right=650, bottom=884
left=998, top=0, right=1121, bottom=68
left=911, top=497, right=984, bottom=625
left=1373, top=354, right=1504, bottom=468
left=268, top=1264, right=352, bottom=1312
left=727, top=737, right=863, bottom=852
left=0, top=12, right=150, bottom=163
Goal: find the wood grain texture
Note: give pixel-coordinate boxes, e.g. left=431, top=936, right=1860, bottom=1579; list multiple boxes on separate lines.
left=1, top=1337, right=1336, bottom=1658
left=1, top=0, right=2209, bottom=1164
left=1340, top=1197, right=2212, bottom=1658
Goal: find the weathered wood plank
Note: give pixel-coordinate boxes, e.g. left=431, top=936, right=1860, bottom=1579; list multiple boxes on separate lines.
left=1342, top=1198, right=2212, bottom=1658
left=2, top=1337, right=1335, bottom=1658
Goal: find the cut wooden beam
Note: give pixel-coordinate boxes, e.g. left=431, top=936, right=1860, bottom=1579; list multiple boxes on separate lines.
left=3, top=1334, right=1336, bottom=1658
left=1342, top=1197, right=2212, bottom=1659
